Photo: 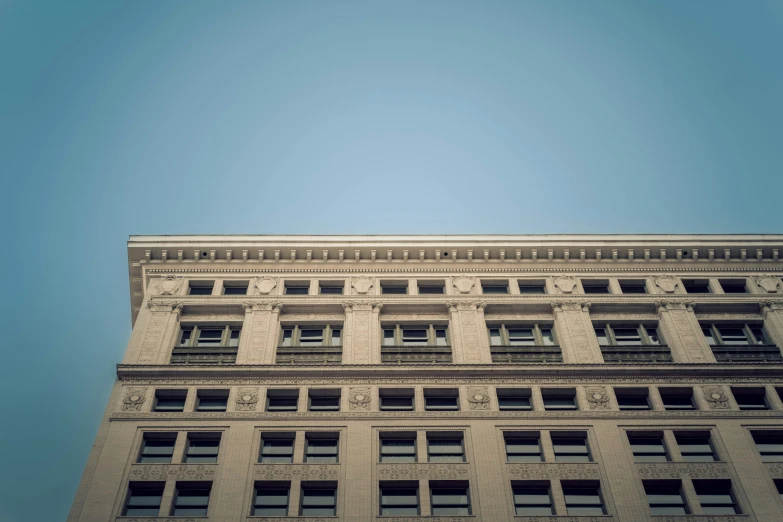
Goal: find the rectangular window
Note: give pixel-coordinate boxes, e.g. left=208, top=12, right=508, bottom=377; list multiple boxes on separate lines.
left=153, top=390, right=187, bottom=412
left=418, top=281, right=445, bottom=294
left=513, top=482, right=553, bottom=515
left=497, top=388, right=532, bottom=411
left=482, top=281, right=509, bottom=294
left=628, top=433, right=669, bottom=462
left=615, top=388, right=651, bottom=410
left=675, top=432, right=717, bottom=462
left=305, top=435, right=339, bottom=464
left=138, top=433, right=176, bottom=463
left=319, top=282, right=344, bottom=295
left=694, top=480, right=739, bottom=515
left=184, top=433, right=221, bottom=464
left=188, top=281, right=214, bottom=295
left=380, top=482, right=419, bottom=515
left=542, top=388, right=577, bottom=411
left=178, top=325, right=240, bottom=348
left=562, top=482, right=605, bottom=516
left=552, top=433, right=591, bottom=463
left=427, top=435, right=465, bottom=463
left=430, top=483, right=471, bottom=515
left=720, top=279, right=748, bottom=294
left=308, top=389, right=341, bottom=411
left=582, top=280, right=610, bottom=294
left=518, top=280, right=546, bottom=294
left=660, top=388, right=696, bottom=410
left=379, top=389, right=414, bottom=411
left=383, top=324, right=448, bottom=347
left=380, top=435, right=417, bottom=463
left=732, top=387, right=769, bottom=410
left=381, top=282, right=408, bottom=294
left=703, top=324, right=770, bottom=346
left=279, top=325, right=341, bottom=347
left=266, top=389, right=299, bottom=412
left=505, top=434, right=542, bottom=463
left=222, top=281, right=248, bottom=295
left=171, top=482, right=211, bottom=516
left=299, top=483, right=337, bottom=516
left=752, top=431, right=783, bottom=462
left=776, top=480, right=783, bottom=502
left=620, top=280, right=647, bottom=294
left=195, top=389, right=228, bottom=412
left=645, top=481, right=688, bottom=515
left=488, top=324, right=555, bottom=346
left=123, top=482, right=164, bottom=516
left=259, top=434, right=295, bottom=464
left=252, top=482, right=290, bottom=516
left=424, top=389, right=459, bottom=411
left=594, top=324, right=661, bottom=346
left=284, top=283, right=309, bottom=295
left=683, top=279, right=711, bottom=294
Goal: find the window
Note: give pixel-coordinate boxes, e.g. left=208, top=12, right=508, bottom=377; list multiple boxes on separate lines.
left=518, top=280, right=546, bottom=294
left=497, top=388, right=533, bottom=411
left=427, top=434, right=465, bottom=463
left=702, top=324, right=769, bottom=346
left=319, top=282, right=344, bottom=295
left=308, top=389, right=341, bottom=411
left=305, top=434, right=339, bottom=463
left=171, top=482, right=211, bottom=516
left=542, top=388, right=577, bottom=411
left=513, top=483, right=553, bottom=515
left=694, top=480, right=739, bottom=515
left=582, top=280, right=610, bottom=294
left=252, top=482, right=290, bottom=516
left=284, top=282, right=309, bottom=295
left=720, top=279, right=748, bottom=294
left=645, top=481, right=688, bottom=515
left=615, top=388, right=651, bottom=410
left=383, top=324, right=449, bottom=347
left=299, top=483, right=337, bottom=516
left=379, top=389, right=414, bottom=411
left=552, top=433, right=591, bottom=463
left=380, top=482, right=419, bottom=515
left=266, top=389, right=299, bottom=412
left=430, top=483, right=471, bottom=515
left=189, top=281, right=214, bottom=295
left=505, top=434, right=542, bottom=463
left=775, top=480, right=783, bottom=502
left=279, top=325, right=341, bottom=347
left=752, top=431, right=783, bottom=462
left=594, top=324, right=661, bottom=346
left=481, top=281, right=509, bottom=294
left=260, top=434, right=295, bottom=463
left=424, top=389, right=459, bottom=411
left=675, top=432, right=717, bottom=462
left=195, top=389, right=228, bottom=412
left=620, top=280, right=647, bottom=294
left=683, top=279, right=711, bottom=294
left=660, top=388, right=696, bottom=410
left=732, top=387, right=769, bottom=410
left=380, top=435, right=417, bottom=463
left=178, top=325, right=240, bottom=348
left=138, top=433, right=176, bottom=463
left=628, top=433, right=668, bottom=462
left=123, top=482, right=164, bottom=516
left=184, top=433, right=220, bottom=464
left=153, top=390, right=187, bottom=412
left=488, top=324, right=555, bottom=346
left=381, top=281, right=408, bottom=294
left=418, top=281, right=445, bottom=294
left=222, top=281, right=248, bottom=295
left=562, top=482, right=605, bottom=515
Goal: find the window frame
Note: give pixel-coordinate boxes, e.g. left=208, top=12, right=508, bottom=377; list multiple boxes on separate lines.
left=644, top=480, right=689, bottom=515
left=183, top=433, right=221, bottom=464
left=731, top=387, right=770, bottom=410
left=380, top=435, right=417, bottom=463
left=153, top=389, right=187, bottom=412
left=752, top=431, right=783, bottom=462
left=308, top=389, right=341, bottom=412
left=259, top=433, right=295, bottom=464
left=188, top=281, right=214, bottom=295
left=195, top=389, right=229, bottom=412
left=562, top=482, right=605, bottom=516
left=619, top=280, right=648, bottom=294
left=615, top=388, right=652, bottom=411
left=178, top=325, right=241, bottom=348
left=138, top=433, right=177, bottom=464
left=379, top=482, right=420, bottom=515
left=541, top=389, right=578, bottom=411
left=252, top=481, right=290, bottom=516
left=675, top=432, right=718, bottom=462
left=427, top=434, right=466, bottom=463
left=429, top=484, right=472, bottom=515
left=487, top=324, right=556, bottom=347
left=701, top=323, right=769, bottom=346
left=304, top=435, right=339, bottom=464
left=581, top=279, right=611, bottom=294
left=299, top=483, right=338, bottom=516
left=659, top=388, right=697, bottom=411
left=693, top=480, right=740, bottom=515
left=265, top=389, right=299, bottom=412
left=551, top=432, right=592, bottom=463
left=481, top=280, right=509, bottom=294
left=123, top=482, right=165, bottom=517
left=170, top=482, right=212, bottom=516
left=383, top=324, right=450, bottom=347
left=512, top=482, right=554, bottom=515
left=496, top=388, right=533, bottom=411
left=504, top=434, right=543, bottom=463
left=628, top=433, right=670, bottom=462
left=278, top=324, right=342, bottom=347
left=222, top=280, right=249, bottom=295
left=594, top=323, right=662, bottom=346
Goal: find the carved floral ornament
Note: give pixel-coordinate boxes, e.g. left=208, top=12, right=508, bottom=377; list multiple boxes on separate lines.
left=146, top=300, right=184, bottom=313
left=702, top=386, right=729, bottom=409
left=551, top=301, right=590, bottom=312
left=152, top=274, right=183, bottom=296
left=452, top=275, right=475, bottom=294
left=351, top=276, right=373, bottom=295
left=654, top=276, right=679, bottom=294
left=553, top=276, right=578, bottom=294
left=122, top=388, right=147, bottom=411
left=654, top=300, right=695, bottom=312
left=755, top=276, right=782, bottom=293
left=235, top=388, right=259, bottom=411
left=585, top=387, right=610, bottom=410
left=253, top=276, right=278, bottom=295
left=466, top=387, right=490, bottom=410
left=348, top=387, right=371, bottom=410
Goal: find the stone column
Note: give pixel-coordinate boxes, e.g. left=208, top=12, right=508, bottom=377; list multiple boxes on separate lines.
left=341, top=301, right=378, bottom=364
left=447, top=301, right=492, bottom=364
left=551, top=302, right=603, bottom=364
left=760, top=301, right=783, bottom=349
left=124, top=301, right=183, bottom=365
left=655, top=301, right=715, bottom=363
left=237, top=302, right=277, bottom=364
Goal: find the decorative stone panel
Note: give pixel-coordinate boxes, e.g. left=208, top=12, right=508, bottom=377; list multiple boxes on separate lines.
left=636, top=462, right=729, bottom=479
left=348, top=387, right=371, bottom=410
left=129, top=464, right=217, bottom=481
left=381, top=518, right=476, bottom=522
left=122, top=388, right=147, bottom=411
left=351, top=276, right=373, bottom=294
left=755, top=276, right=782, bottom=293
left=553, top=276, right=578, bottom=294
left=507, top=463, right=600, bottom=480
left=702, top=386, right=730, bottom=409
left=466, top=387, right=490, bottom=410
left=585, top=386, right=610, bottom=409
left=514, top=518, right=614, bottom=522
left=452, top=275, right=475, bottom=294
left=253, top=277, right=278, bottom=295
left=119, top=518, right=196, bottom=522
left=254, top=464, right=339, bottom=480
left=243, top=519, right=334, bottom=522
left=653, top=517, right=747, bottom=522
left=765, top=462, right=783, bottom=478
left=654, top=276, right=679, bottom=293
left=235, top=388, right=259, bottom=411
left=376, top=463, right=470, bottom=480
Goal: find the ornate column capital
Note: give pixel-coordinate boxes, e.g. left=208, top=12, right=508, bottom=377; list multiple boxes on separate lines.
left=341, top=301, right=355, bottom=312
left=579, top=301, right=592, bottom=312
left=146, top=300, right=184, bottom=314
left=760, top=300, right=783, bottom=314
left=372, top=302, right=384, bottom=312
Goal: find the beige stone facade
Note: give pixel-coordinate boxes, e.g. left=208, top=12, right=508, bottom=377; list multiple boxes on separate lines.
left=69, top=235, right=783, bottom=522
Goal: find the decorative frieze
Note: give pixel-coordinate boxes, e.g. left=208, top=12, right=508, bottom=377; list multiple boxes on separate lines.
left=507, top=463, right=599, bottom=480
left=253, top=464, right=339, bottom=480
left=376, top=463, right=470, bottom=480
left=129, top=464, right=217, bottom=481
left=636, top=462, right=729, bottom=479
left=765, top=462, right=783, bottom=478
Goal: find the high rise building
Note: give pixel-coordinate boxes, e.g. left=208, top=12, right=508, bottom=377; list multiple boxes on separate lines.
left=69, top=235, right=783, bottom=521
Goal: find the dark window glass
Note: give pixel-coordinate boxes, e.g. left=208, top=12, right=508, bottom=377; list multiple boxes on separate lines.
left=382, top=285, right=407, bottom=294
left=196, top=392, right=228, bottom=412
left=620, top=282, right=647, bottom=294
left=430, top=487, right=471, bottom=515
left=319, top=285, right=344, bottom=295
left=614, top=327, right=642, bottom=345
left=661, top=391, right=695, bottom=410
left=380, top=396, right=414, bottom=411
left=482, top=284, right=508, bottom=294
left=629, top=436, right=668, bottom=462
left=563, top=485, right=604, bottom=516
left=300, top=487, right=337, bottom=516
left=401, top=328, right=428, bottom=346
left=260, top=438, right=294, bottom=463
left=428, top=438, right=465, bottom=463
left=505, top=437, right=542, bottom=463
left=184, top=435, right=220, bottom=464
left=645, top=482, right=688, bottom=515
left=425, top=396, right=459, bottom=411
left=139, top=436, right=176, bottom=463
left=309, top=396, right=340, bottom=411
left=518, top=283, right=546, bottom=294
left=285, top=285, right=309, bottom=295
left=694, top=480, right=739, bottom=515
left=267, top=391, right=298, bottom=412
left=381, top=439, right=416, bottom=463
left=154, top=391, right=186, bottom=412
left=676, top=433, right=717, bottom=462
left=305, top=438, right=338, bottom=463
left=543, top=393, right=577, bottom=411
left=123, top=483, right=164, bottom=516
left=616, top=389, right=651, bottom=410
left=733, top=388, right=769, bottom=410
left=223, top=284, right=248, bottom=295
left=172, top=484, right=211, bottom=516
left=683, top=280, right=710, bottom=294
left=513, top=486, right=553, bottom=515
left=720, top=281, right=747, bottom=294
left=380, top=485, right=419, bottom=515
left=189, top=283, right=213, bottom=295
left=553, top=436, right=591, bottom=463
left=252, top=484, right=290, bottom=516
left=752, top=432, right=783, bottom=462
left=418, top=285, right=444, bottom=294
left=582, top=281, right=610, bottom=294
left=498, top=396, right=532, bottom=411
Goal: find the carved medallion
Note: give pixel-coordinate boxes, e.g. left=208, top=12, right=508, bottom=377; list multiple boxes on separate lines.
left=466, top=387, right=490, bottom=410
left=453, top=276, right=475, bottom=294
left=348, top=387, right=371, bottom=410
left=756, top=276, right=781, bottom=293
left=351, top=277, right=373, bottom=295
left=236, top=388, right=259, bottom=411
left=254, top=277, right=278, bottom=295
left=654, top=276, right=679, bottom=294
left=553, top=276, right=577, bottom=294
left=702, top=386, right=729, bottom=409
left=158, top=275, right=183, bottom=296
left=123, top=388, right=147, bottom=411
left=585, top=387, right=610, bottom=410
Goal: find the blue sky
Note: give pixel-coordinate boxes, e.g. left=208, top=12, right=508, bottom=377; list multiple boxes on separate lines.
left=1, top=1, right=782, bottom=520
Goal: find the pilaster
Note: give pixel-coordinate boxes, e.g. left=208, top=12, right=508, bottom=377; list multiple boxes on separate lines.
left=655, top=301, right=715, bottom=363
left=126, top=301, right=183, bottom=365
left=760, top=301, right=783, bottom=349
left=237, top=302, right=277, bottom=364
left=551, top=302, right=603, bottom=364
left=447, top=301, right=492, bottom=364
left=262, top=303, right=283, bottom=364
left=341, top=301, right=379, bottom=364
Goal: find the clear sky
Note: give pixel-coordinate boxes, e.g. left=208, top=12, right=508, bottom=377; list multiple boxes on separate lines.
left=1, top=1, right=782, bottom=520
